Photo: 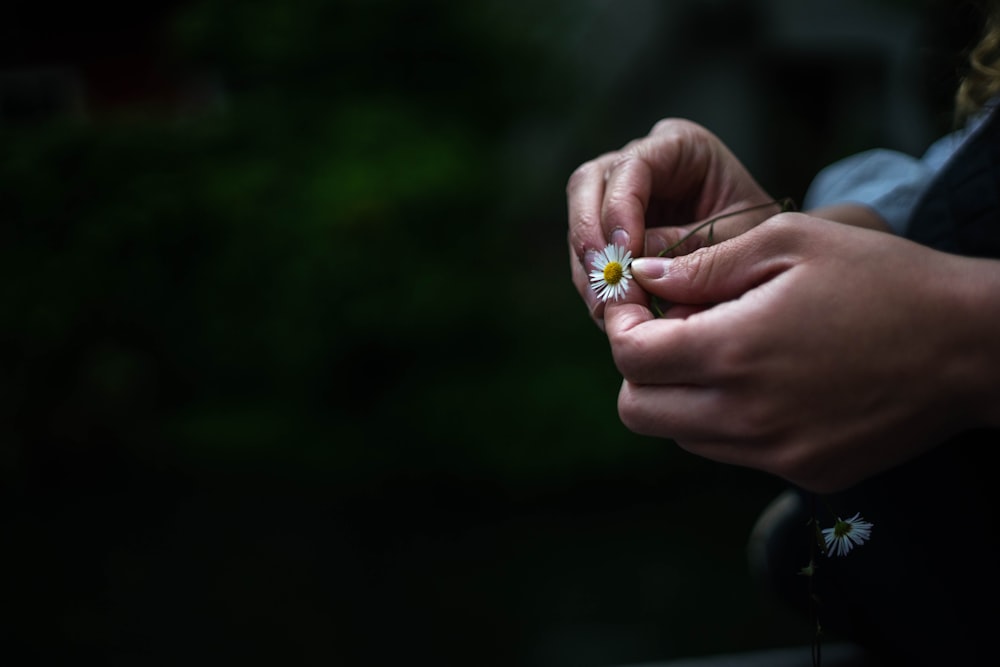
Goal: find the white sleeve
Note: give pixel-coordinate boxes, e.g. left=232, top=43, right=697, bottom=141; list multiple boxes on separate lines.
left=802, top=149, right=936, bottom=235
left=802, top=118, right=985, bottom=235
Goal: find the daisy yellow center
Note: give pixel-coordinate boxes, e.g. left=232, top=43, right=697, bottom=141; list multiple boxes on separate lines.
left=833, top=520, right=851, bottom=538
left=603, top=261, right=624, bottom=285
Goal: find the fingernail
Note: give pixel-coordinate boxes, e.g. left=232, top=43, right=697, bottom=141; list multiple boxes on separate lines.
left=584, top=249, right=600, bottom=271
left=611, top=227, right=630, bottom=248
left=583, top=280, right=601, bottom=313
left=631, top=256, right=671, bottom=279
left=644, top=234, right=669, bottom=257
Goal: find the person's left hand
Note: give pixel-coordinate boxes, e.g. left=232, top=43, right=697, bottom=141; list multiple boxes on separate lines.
left=567, top=119, right=776, bottom=330
left=604, top=213, right=987, bottom=493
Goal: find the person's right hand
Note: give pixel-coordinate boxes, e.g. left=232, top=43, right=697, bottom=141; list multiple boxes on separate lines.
left=604, top=213, right=1000, bottom=493
left=567, top=118, right=778, bottom=329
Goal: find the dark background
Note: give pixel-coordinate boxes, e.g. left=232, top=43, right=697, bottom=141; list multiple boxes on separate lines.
left=1, top=1, right=986, bottom=665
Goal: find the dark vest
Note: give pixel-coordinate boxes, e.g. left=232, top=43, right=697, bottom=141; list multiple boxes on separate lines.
left=798, top=110, right=1000, bottom=666
left=906, top=103, right=1000, bottom=254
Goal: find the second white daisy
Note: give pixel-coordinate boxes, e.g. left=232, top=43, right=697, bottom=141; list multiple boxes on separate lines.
left=822, top=512, right=873, bottom=557
left=589, top=244, right=633, bottom=302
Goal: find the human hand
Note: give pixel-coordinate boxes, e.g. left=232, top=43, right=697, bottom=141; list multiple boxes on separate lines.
left=567, top=118, right=777, bottom=329
left=604, top=213, right=991, bottom=493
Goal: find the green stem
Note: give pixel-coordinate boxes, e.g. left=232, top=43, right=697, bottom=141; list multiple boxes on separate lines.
left=809, top=492, right=822, bottom=667
left=656, top=197, right=796, bottom=258
left=650, top=197, right=795, bottom=317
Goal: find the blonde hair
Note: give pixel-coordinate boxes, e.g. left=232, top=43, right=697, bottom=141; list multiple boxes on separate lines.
left=955, top=3, right=1000, bottom=123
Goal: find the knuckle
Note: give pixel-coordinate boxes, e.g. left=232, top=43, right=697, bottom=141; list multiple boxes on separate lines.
left=566, top=159, right=600, bottom=193
left=650, top=117, right=700, bottom=137
left=616, top=383, right=649, bottom=435
left=758, top=211, right=805, bottom=240
left=735, top=397, right=778, bottom=442
left=679, top=245, right=720, bottom=292
left=711, top=333, right=754, bottom=377
left=568, top=210, right=600, bottom=249
left=744, top=212, right=807, bottom=261
left=650, top=118, right=675, bottom=135
left=608, top=148, right=638, bottom=174
left=608, top=331, right=650, bottom=381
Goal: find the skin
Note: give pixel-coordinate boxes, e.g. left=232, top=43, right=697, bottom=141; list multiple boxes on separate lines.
left=567, top=119, right=1000, bottom=493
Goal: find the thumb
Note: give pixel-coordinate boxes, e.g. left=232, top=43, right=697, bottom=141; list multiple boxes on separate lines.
left=631, top=217, right=798, bottom=304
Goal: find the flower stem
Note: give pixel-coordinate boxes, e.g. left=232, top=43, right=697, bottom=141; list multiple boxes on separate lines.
left=650, top=197, right=795, bottom=317
left=656, top=197, right=796, bottom=258
left=809, top=492, right=822, bottom=667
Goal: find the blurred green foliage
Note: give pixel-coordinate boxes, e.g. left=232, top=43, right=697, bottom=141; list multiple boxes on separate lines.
left=7, top=5, right=763, bottom=665
left=7, top=1, right=972, bottom=664
left=2, top=0, right=671, bottom=489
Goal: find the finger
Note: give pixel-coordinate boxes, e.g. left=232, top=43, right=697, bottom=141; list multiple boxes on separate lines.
left=645, top=119, right=776, bottom=223
left=658, top=302, right=710, bottom=319
left=617, top=381, right=772, bottom=469
left=569, top=241, right=606, bottom=329
left=612, top=119, right=719, bottom=219
left=602, top=120, right=754, bottom=256
left=567, top=152, right=617, bottom=265
left=617, top=380, right=737, bottom=443
left=603, top=301, right=715, bottom=385
left=567, top=153, right=622, bottom=322
left=600, top=120, right=726, bottom=256
left=631, top=214, right=801, bottom=306
left=600, top=151, right=653, bottom=258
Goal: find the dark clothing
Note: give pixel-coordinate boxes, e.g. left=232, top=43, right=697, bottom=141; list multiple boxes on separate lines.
left=908, top=101, right=1000, bottom=256
left=761, top=105, right=1000, bottom=667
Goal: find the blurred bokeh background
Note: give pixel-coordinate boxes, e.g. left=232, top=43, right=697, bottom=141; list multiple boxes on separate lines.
left=2, top=0, right=985, bottom=665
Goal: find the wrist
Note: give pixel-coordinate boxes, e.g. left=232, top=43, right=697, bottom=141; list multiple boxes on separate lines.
left=941, top=254, right=1000, bottom=429
left=807, top=203, right=892, bottom=233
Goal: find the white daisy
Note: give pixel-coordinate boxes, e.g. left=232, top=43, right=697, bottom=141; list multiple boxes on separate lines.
left=822, top=512, right=873, bottom=557
left=589, top=244, right=633, bottom=302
